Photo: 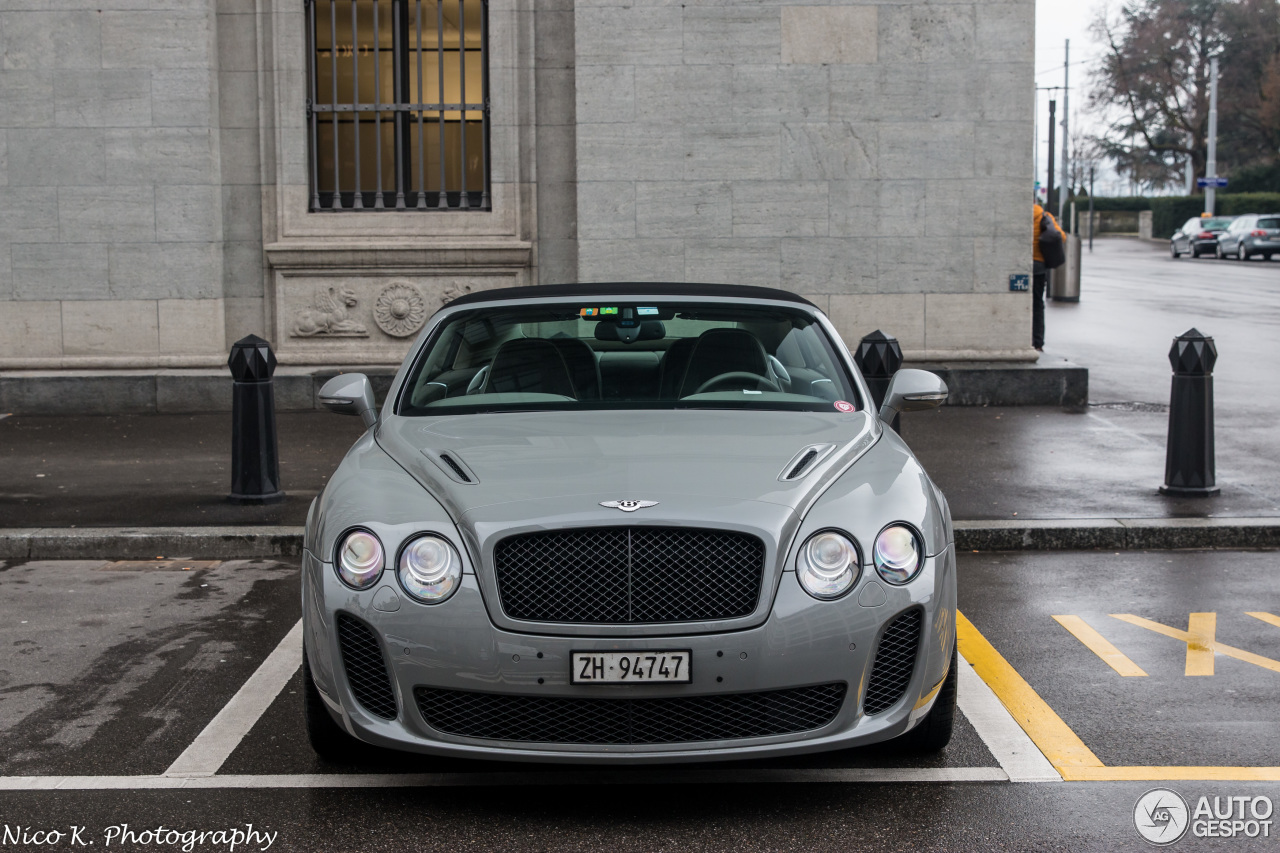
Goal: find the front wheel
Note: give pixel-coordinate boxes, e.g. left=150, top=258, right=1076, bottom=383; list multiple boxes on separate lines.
left=896, top=644, right=957, bottom=753
left=303, top=647, right=366, bottom=764
left=1170, top=242, right=1180, bottom=258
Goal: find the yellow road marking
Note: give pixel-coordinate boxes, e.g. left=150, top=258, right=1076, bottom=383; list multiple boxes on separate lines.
left=1051, top=615, right=1148, bottom=677
left=1246, top=611, right=1280, bottom=630
left=1185, top=612, right=1216, bottom=676
left=1111, top=614, right=1280, bottom=674
left=956, top=611, right=1103, bottom=774
left=963, top=611, right=1280, bottom=781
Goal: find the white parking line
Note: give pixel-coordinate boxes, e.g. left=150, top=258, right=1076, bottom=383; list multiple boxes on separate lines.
left=956, top=653, right=1061, bottom=782
left=0, top=768, right=1009, bottom=790
left=164, top=620, right=304, bottom=777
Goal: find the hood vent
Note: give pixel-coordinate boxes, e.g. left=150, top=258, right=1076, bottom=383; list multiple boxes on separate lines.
left=778, top=444, right=837, bottom=481
left=422, top=449, right=480, bottom=484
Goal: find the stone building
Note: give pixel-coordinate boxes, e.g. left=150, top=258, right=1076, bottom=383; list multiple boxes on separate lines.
left=0, top=0, right=1034, bottom=398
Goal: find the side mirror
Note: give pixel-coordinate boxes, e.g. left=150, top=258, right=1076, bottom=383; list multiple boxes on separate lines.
left=879, top=369, right=948, bottom=423
left=318, top=373, right=378, bottom=428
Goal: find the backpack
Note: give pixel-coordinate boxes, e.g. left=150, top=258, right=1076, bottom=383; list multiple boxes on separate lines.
left=1039, top=213, right=1066, bottom=269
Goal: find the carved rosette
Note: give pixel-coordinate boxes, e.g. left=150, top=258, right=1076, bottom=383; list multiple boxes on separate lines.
left=373, top=282, right=428, bottom=338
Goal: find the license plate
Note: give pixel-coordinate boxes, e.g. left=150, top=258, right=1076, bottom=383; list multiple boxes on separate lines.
left=570, top=650, right=692, bottom=684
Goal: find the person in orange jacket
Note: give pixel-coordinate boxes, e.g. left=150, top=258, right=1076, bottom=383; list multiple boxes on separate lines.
left=1032, top=202, right=1065, bottom=352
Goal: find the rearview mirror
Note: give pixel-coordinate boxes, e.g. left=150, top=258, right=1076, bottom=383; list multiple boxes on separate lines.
left=879, top=369, right=948, bottom=423
left=318, top=373, right=378, bottom=428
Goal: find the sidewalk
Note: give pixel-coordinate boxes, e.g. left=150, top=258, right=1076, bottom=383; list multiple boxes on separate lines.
left=2, top=406, right=1278, bottom=558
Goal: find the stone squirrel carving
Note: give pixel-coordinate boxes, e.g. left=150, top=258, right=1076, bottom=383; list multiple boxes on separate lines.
left=290, top=286, right=369, bottom=337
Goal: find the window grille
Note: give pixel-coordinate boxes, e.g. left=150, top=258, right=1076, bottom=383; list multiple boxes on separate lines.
left=306, top=0, right=490, bottom=211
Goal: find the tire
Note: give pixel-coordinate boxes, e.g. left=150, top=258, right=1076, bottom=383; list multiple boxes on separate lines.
left=303, top=646, right=366, bottom=764
left=896, top=643, right=957, bottom=753
left=1238, top=243, right=1249, bottom=261
left=1214, top=243, right=1223, bottom=259
left=1170, top=242, right=1180, bottom=258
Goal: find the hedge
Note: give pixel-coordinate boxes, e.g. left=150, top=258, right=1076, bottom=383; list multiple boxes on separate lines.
left=1226, top=161, right=1280, bottom=193
left=1086, top=194, right=1280, bottom=238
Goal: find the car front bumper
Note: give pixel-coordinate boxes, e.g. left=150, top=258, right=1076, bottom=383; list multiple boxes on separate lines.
left=301, top=544, right=957, bottom=764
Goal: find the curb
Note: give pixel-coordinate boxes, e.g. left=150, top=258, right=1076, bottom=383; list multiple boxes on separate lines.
left=3, top=519, right=1279, bottom=561
left=0, top=527, right=305, bottom=561
left=953, top=517, right=1280, bottom=552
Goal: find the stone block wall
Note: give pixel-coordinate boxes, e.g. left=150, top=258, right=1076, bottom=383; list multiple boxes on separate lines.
left=572, top=0, right=1035, bottom=359
left=0, top=1, right=246, bottom=367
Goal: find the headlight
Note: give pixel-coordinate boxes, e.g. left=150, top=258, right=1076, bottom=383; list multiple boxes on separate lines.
left=336, top=529, right=384, bottom=589
left=796, top=531, right=860, bottom=599
left=874, top=525, right=923, bottom=585
left=398, top=535, right=462, bottom=603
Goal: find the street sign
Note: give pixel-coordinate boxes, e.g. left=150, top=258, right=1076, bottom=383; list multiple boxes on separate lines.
left=1197, top=177, right=1228, bottom=188
left=1009, top=274, right=1030, bottom=292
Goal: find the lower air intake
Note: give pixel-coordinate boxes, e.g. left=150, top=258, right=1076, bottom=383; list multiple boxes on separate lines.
left=863, top=608, right=923, bottom=715
left=336, top=613, right=398, bottom=720
left=415, top=683, right=846, bottom=744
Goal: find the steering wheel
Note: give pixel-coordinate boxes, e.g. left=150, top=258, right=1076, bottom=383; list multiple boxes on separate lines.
left=694, top=371, right=781, bottom=395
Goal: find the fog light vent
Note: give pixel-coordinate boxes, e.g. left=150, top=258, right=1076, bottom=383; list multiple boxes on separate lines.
left=337, top=613, right=398, bottom=720
left=863, top=608, right=922, bottom=715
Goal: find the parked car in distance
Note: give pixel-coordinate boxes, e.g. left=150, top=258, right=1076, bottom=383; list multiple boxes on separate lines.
left=1170, top=216, right=1235, bottom=258
left=1217, top=214, right=1280, bottom=260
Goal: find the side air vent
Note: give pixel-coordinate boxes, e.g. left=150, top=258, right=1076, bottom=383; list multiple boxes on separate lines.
left=421, top=449, right=479, bottom=484
left=439, top=454, right=472, bottom=483
left=777, top=444, right=837, bottom=481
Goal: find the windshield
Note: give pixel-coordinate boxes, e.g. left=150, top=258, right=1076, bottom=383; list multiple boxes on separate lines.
left=396, top=301, right=862, bottom=415
left=1201, top=217, right=1234, bottom=231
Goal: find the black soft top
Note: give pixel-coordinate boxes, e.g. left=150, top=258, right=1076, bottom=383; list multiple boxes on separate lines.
left=445, top=282, right=819, bottom=309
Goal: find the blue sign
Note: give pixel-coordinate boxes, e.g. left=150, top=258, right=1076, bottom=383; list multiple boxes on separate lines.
left=1197, top=177, right=1228, bottom=188
left=1009, top=274, right=1030, bottom=292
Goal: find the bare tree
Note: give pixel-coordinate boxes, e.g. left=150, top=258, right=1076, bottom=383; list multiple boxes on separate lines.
left=1089, top=0, right=1280, bottom=187
left=1089, top=0, right=1229, bottom=188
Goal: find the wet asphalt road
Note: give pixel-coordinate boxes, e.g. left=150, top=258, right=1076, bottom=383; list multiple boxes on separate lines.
left=1, top=552, right=1278, bottom=851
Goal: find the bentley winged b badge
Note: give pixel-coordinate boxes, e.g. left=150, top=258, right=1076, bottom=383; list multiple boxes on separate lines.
left=600, top=500, right=659, bottom=512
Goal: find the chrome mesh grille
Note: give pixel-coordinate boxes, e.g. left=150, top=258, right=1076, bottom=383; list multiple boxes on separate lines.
left=863, top=608, right=923, bottom=715
left=493, top=527, right=765, bottom=624
left=336, top=613, right=398, bottom=720
left=414, top=683, right=846, bottom=744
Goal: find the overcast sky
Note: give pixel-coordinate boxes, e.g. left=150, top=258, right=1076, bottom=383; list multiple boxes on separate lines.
left=1035, top=0, right=1127, bottom=195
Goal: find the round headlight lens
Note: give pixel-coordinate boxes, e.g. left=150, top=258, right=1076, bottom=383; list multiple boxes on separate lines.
left=398, top=535, right=462, bottom=603
left=336, top=529, right=384, bottom=589
left=797, top=531, right=860, bottom=600
left=874, top=525, right=923, bottom=585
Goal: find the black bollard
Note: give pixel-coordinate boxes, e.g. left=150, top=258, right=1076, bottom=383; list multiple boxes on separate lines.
left=228, top=334, right=285, bottom=505
left=855, top=330, right=904, bottom=431
left=1160, top=328, right=1219, bottom=497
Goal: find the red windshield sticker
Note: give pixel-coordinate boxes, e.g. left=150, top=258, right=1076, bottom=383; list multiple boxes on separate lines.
left=833, top=400, right=855, bottom=413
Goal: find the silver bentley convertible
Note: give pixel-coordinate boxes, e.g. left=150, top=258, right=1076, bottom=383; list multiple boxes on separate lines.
left=303, top=282, right=956, bottom=764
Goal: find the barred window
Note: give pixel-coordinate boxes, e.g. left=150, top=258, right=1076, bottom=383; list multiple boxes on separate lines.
left=306, top=0, right=489, bottom=211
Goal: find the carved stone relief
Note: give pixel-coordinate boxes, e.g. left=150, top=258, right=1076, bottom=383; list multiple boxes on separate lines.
left=373, top=283, right=428, bottom=338
left=290, top=286, right=369, bottom=337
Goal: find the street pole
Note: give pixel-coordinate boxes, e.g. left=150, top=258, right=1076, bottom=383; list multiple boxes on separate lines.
left=1206, top=57, right=1219, bottom=215
left=1047, top=99, right=1056, bottom=215
left=1060, top=40, right=1070, bottom=226
left=1088, top=165, right=1095, bottom=253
